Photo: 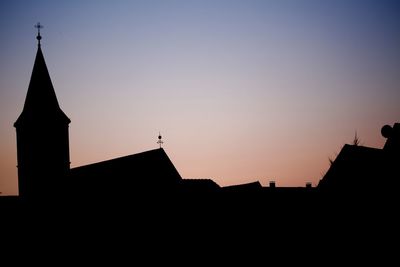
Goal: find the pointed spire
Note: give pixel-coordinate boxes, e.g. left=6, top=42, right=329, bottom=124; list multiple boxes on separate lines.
left=14, top=25, right=70, bottom=127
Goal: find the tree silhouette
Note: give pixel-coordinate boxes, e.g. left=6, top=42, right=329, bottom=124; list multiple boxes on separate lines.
left=353, top=131, right=361, bottom=146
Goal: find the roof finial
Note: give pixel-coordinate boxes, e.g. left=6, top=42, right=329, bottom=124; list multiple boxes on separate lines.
left=34, top=22, right=43, bottom=46
left=157, top=132, right=164, bottom=148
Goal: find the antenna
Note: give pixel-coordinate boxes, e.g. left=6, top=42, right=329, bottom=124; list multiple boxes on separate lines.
left=157, top=132, right=164, bottom=148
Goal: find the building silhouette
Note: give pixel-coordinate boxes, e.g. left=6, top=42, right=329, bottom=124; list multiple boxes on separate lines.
left=14, top=30, right=71, bottom=198
left=3, top=29, right=397, bottom=260
left=317, top=123, right=399, bottom=196
left=8, top=29, right=399, bottom=204
left=13, top=29, right=223, bottom=200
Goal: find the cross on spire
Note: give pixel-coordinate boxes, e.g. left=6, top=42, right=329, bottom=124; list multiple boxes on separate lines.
left=34, top=22, right=43, bottom=45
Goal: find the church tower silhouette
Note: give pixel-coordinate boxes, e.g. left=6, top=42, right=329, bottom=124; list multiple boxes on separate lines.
left=14, top=24, right=71, bottom=197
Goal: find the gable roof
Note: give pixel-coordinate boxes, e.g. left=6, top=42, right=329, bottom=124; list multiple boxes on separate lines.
left=317, top=144, right=384, bottom=191
left=69, top=148, right=182, bottom=195
left=222, top=181, right=262, bottom=192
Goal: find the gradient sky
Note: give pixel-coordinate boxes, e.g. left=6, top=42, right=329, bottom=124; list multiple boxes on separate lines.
left=1, top=0, right=399, bottom=195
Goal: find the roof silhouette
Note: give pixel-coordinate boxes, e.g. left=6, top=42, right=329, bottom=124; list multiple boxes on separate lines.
left=69, top=148, right=182, bottom=196
left=14, top=45, right=70, bottom=127
left=318, top=124, right=399, bottom=195
left=8, top=29, right=399, bottom=209
left=3, top=28, right=399, bottom=249
left=318, top=145, right=383, bottom=191
left=222, top=181, right=262, bottom=192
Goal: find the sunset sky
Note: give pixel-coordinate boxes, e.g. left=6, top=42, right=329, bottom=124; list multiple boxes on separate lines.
left=1, top=0, right=399, bottom=195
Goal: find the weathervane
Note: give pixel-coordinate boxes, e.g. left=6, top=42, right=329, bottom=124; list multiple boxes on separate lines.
left=34, top=22, right=43, bottom=45
left=157, top=132, right=164, bottom=148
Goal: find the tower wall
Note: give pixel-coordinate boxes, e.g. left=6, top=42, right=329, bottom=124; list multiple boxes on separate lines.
left=16, top=123, right=70, bottom=197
